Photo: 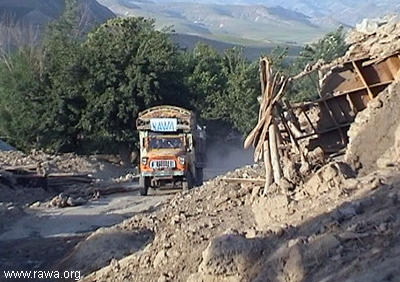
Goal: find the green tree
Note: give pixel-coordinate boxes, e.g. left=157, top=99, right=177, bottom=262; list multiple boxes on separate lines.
left=38, top=0, right=86, bottom=152
left=223, top=49, right=260, bottom=135
left=0, top=0, right=84, bottom=152
left=288, top=26, right=348, bottom=102
left=296, top=26, right=348, bottom=68
left=267, top=46, right=290, bottom=74
left=79, top=17, right=181, bottom=152
left=0, top=49, right=43, bottom=150
left=182, top=44, right=259, bottom=135
left=181, top=43, right=227, bottom=120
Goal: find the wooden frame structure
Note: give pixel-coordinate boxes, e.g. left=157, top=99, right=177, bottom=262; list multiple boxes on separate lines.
left=286, top=53, right=400, bottom=153
left=246, top=52, right=400, bottom=191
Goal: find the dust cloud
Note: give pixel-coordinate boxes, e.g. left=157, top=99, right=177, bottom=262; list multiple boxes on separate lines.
left=204, top=140, right=254, bottom=180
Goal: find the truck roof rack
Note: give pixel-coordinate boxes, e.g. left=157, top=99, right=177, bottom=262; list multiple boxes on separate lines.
left=136, top=105, right=196, bottom=132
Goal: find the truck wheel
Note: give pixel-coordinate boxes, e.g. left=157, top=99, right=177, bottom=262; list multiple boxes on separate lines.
left=182, top=173, right=194, bottom=191
left=195, top=168, right=203, bottom=186
left=139, top=176, right=149, bottom=196
left=140, top=186, right=149, bottom=196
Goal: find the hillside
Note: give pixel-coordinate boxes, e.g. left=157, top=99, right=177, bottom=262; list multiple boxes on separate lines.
left=98, top=0, right=400, bottom=47
left=98, top=0, right=335, bottom=45
left=170, top=33, right=302, bottom=60
left=145, top=0, right=400, bottom=27
left=0, top=0, right=115, bottom=49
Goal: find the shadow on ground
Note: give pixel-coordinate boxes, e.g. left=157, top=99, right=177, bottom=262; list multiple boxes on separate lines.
left=195, top=174, right=400, bottom=282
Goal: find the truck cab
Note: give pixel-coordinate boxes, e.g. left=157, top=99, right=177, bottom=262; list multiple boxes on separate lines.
left=136, top=106, right=205, bottom=195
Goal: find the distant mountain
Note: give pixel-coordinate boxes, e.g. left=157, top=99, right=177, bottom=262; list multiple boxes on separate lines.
left=98, top=0, right=338, bottom=45
left=144, top=0, right=400, bottom=26
left=244, top=0, right=400, bottom=26
left=0, top=0, right=115, bottom=50
left=170, top=33, right=302, bottom=60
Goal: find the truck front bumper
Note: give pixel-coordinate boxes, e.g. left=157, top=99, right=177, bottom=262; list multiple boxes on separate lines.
left=141, top=170, right=185, bottom=177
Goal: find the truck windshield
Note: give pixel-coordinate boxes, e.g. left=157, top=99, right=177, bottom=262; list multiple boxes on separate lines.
left=149, top=137, right=183, bottom=149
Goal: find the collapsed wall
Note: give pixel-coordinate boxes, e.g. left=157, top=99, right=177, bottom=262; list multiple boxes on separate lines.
left=345, top=82, right=400, bottom=174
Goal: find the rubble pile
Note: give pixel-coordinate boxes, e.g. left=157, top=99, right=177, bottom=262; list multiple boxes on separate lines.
left=75, top=157, right=400, bottom=282
left=0, top=150, right=98, bottom=175
left=346, top=82, right=400, bottom=174
left=61, top=165, right=265, bottom=279
left=346, top=15, right=400, bottom=60
left=0, top=150, right=133, bottom=210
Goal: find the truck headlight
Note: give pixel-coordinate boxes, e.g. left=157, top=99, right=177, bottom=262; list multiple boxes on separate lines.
left=141, top=157, right=148, bottom=165
left=178, top=156, right=185, bottom=165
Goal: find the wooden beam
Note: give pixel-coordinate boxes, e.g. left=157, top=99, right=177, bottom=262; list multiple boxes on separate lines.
left=263, top=140, right=273, bottom=193
left=320, top=99, right=346, bottom=144
left=222, top=178, right=266, bottom=185
left=352, top=61, right=374, bottom=100
left=346, top=93, right=358, bottom=115
left=269, top=122, right=282, bottom=184
left=301, top=107, right=318, bottom=133
left=279, top=111, right=301, bottom=153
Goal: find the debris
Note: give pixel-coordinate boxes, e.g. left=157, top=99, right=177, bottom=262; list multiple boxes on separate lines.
left=221, top=178, right=265, bottom=185
left=347, top=15, right=400, bottom=59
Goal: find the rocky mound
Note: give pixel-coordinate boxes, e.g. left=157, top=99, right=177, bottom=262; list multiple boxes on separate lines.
left=65, top=156, right=400, bottom=282
left=345, top=82, right=400, bottom=174
left=346, top=15, right=400, bottom=60
left=0, top=150, right=95, bottom=174
left=0, top=150, right=131, bottom=213
left=0, top=150, right=130, bottom=179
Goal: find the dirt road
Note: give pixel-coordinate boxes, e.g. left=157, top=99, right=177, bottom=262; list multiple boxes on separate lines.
left=0, top=188, right=172, bottom=277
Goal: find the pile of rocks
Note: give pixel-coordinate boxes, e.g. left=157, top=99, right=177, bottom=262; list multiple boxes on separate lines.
left=345, top=15, right=400, bottom=59
left=56, top=155, right=398, bottom=282
left=0, top=150, right=97, bottom=175
left=345, top=82, right=400, bottom=174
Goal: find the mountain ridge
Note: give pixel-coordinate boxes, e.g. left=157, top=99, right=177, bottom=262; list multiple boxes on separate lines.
left=141, top=0, right=400, bottom=26
left=0, top=0, right=115, bottom=49
left=98, top=0, right=338, bottom=45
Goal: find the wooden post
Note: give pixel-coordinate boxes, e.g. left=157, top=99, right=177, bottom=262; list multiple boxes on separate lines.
left=269, top=121, right=282, bottom=185
left=263, top=140, right=273, bottom=194
left=279, top=111, right=301, bottom=154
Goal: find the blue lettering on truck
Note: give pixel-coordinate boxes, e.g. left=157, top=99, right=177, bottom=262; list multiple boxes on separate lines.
left=150, top=118, right=178, bottom=132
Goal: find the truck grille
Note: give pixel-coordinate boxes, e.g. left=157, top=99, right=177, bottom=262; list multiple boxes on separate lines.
left=150, top=160, right=176, bottom=169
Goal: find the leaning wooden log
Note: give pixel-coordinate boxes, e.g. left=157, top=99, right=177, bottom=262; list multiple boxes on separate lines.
left=46, top=173, right=91, bottom=178
left=290, top=59, right=325, bottom=81
left=2, top=164, right=37, bottom=173
left=47, top=178, right=93, bottom=185
left=279, top=111, right=301, bottom=154
left=269, top=121, right=282, bottom=185
left=259, top=60, right=267, bottom=121
left=253, top=114, right=272, bottom=162
left=245, top=109, right=270, bottom=149
left=263, top=140, right=273, bottom=194
left=244, top=77, right=289, bottom=149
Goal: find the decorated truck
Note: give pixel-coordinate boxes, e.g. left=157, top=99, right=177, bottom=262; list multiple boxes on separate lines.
left=136, top=106, right=206, bottom=195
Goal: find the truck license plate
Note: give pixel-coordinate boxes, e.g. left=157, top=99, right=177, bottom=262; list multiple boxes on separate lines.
left=150, top=160, right=176, bottom=169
